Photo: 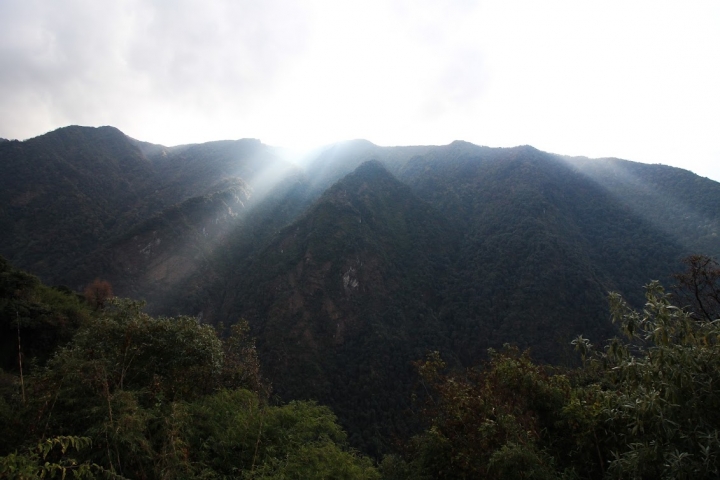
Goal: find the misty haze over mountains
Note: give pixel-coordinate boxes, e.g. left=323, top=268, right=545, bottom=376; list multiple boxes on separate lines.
left=3, top=125, right=720, bottom=452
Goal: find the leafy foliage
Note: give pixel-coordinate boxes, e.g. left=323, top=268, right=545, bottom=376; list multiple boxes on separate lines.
left=400, top=281, right=720, bottom=479
left=0, top=436, right=123, bottom=479
left=0, top=256, right=89, bottom=372
left=186, top=390, right=379, bottom=479
left=597, top=282, right=720, bottom=478
left=0, top=266, right=378, bottom=479
left=407, top=348, right=572, bottom=479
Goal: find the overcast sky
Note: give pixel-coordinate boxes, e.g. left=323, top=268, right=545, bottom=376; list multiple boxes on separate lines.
left=1, top=0, right=719, bottom=181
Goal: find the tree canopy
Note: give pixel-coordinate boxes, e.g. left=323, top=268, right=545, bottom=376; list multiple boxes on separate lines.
left=397, top=280, right=720, bottom=479
left=0, top=277, right=379, bottom=479
left=4, top=255, right=720, bottom=478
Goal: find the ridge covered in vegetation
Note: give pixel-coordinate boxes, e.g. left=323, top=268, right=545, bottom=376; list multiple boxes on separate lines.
left=3, top=125, right=720, bottom=462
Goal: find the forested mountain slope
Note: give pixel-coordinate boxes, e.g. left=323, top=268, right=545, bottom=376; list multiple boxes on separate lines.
left=210, top=151, right=697, bottom=452
left=564, top=155, right=720, bottom=258
left=0, top=126, right=160, bottom=278
left=216, top=160, right=454, bottom=452
left=0, top=126, right=311, bottom=312
left=4, top=125, right=720, bottom=454
left=396, top=145, right=686, bottom=361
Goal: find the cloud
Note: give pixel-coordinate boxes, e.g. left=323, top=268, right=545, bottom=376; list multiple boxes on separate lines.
left=126, top=1, right=309, bottom=105
left=0, top=0, right=718, bottom=182
left=0, top=0, right=491, bottom=147
left=0, top=0, right=310, bottom=142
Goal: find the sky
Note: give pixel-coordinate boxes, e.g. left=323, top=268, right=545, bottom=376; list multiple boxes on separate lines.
left=1, top=0, right=719, bottom=181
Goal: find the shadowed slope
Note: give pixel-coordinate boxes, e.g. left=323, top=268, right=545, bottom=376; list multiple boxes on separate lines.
left=0, top=126, right=161, bottom=281
left=223, top=160, right=453, bottom=455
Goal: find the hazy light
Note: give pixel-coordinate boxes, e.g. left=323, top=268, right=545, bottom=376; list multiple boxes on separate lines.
left=0, top=0, right=718, bottom=181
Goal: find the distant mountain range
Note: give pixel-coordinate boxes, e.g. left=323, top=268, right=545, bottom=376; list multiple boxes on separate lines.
left=3, top=125, right=720, bottom=454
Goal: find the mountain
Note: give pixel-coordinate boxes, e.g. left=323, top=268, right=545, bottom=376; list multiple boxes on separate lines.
left=3, top=125, right=720, bottom=454
left=206, top=147, right=701, bottom=453
left=214, top=160, right=453, bottom=451
left=0, top=126, right=160, bottom=280
left=396, top=145, right=688, bottom=358
left=563, top=155, right=720, bottom=256
left=0, top=126, right=311, bottom=313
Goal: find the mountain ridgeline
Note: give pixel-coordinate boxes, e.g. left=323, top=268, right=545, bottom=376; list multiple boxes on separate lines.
left=3, top=126, right=720, bottom=454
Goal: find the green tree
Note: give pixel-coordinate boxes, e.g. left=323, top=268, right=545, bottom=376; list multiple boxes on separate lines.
left=186, top=389, right=380, bottom=479
left=23, top=298, right=228, bottom=476
left=0, top=256, right=89, bottom=372
left=3, top=295, right=378, bottom=479
left=0, top=436, right=123, bottom=479
left=591, top=282, right=720, bottom=478
left=402, top=280, right=720, bottom=479
left=408, top=348, right=572, bottom=479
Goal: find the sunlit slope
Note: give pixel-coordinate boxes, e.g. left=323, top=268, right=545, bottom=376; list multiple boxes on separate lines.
left=101, top=167, right=315, bottom=317
left=95, top=178, right=252, bottom=313
left=0, top=126, right=302, bottom=298
left=564, top=155, right=720, bottom=258
left=142, top=138, right=295, bottom=204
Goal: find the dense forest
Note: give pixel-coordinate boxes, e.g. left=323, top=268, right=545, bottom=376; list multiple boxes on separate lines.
left=3, top=126, right=720, bottom=476
left=3, top=255, right=720, bottom=478
left=0, top=258, right=379, bottom=478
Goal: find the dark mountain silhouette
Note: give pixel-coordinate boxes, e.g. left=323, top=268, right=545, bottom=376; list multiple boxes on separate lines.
left=3, top=125, right=720, bottom=454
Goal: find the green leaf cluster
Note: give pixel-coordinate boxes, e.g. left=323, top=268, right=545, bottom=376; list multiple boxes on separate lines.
left=0, top=256, right=89, bottom=372
left=0, top=436, right=121, bottom=479
left=0, top=273, right=378, bottom=479
left=400, top=282, right=720, bottom=479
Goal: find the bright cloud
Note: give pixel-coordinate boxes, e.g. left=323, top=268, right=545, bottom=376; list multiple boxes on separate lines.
left=0, top=0, right=718, bottom=180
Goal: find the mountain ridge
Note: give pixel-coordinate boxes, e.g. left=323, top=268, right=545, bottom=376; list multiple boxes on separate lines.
left=4, top=125, right=720, bottom=453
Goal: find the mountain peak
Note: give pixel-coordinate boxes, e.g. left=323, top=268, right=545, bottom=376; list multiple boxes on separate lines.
left=334, top=138, right=378, bottom=149
left=510, top=144, right=541, bottom=153
left=351, top=158, right=388, bottom=176
left=41, top=124, right=127, bottom=141
left=449, top=140, right=477, bottom=147
left=324, top=159, right=406, bottom=198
